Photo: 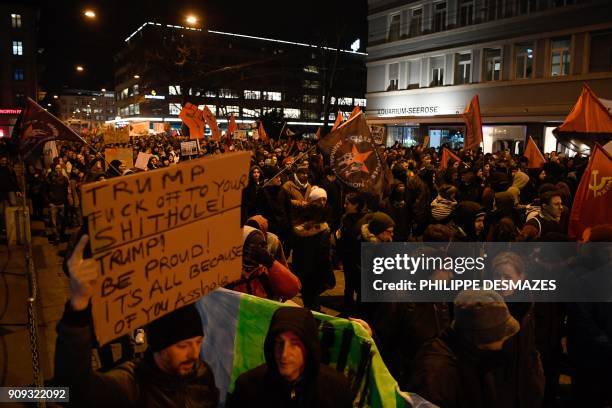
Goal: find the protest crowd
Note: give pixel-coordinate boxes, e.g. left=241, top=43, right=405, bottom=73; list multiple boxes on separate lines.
left=1, top=100, right=611, bottom=408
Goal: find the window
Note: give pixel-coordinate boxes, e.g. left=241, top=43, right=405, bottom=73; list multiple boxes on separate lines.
left=454, top=53, right=471, bottom=84
left=430, top=57, right=445, bottom=87
left=518, top=0, right=538, bottom=14
left=409, top=8, right=422, bottom=37
left=262, top=107, right=277, bottom=114
left=263, top=91, right=282, bottom=101
left=338, top=97, right=353, bottom=105
left=204, top=90, right=216, bottom=97
left=169, top=103, right=181, bottom=115
left=12, top=41, right=23, bottom=55
left=133, top=84, right=139, bottom=95
left=221, top=106, right=240, bottom=116
left=303, top=80, right=320, bottom=89
left=219, top=89, right=238, bottom=98
left=169, top=85, right=181, bottom=95
left=514, top=43, right=534, bottom=79
left=243, top=108, right=260, bottom=118
left=484, top=48, right=502, bottom=81
left=13, top=68, right=24, bottom=81
left=303, top=94, right=318, bottom=104
left=433, top=3, right=447, bottom=32
left=11, top=14, right=21, bottom=28
left=284, top=108, right=301, bottom=118
left=354, top=98, right=367, bottom=107
left=244, top=90, right=261, bottom=100
left=551, top=38, right=571, bottom=76
left=387, top=63, right=399, bottom=91
left=459, top=0, right=474, bottom=26
left=407, top=60, right=421, bottom=88
left=303, top=65, right=319, bottom=74
left=128, top=103, right=140, bottom=115
left=302, top=110, right=318, bottom=119
left=388, top=13, right=401, bottom=41
left=485, top=0, right=503, bottom=20
left=120, top=88, right=129, bottom=100
left=589, top=30, right=612, bottom=73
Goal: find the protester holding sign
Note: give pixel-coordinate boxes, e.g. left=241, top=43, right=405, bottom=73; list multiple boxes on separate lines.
left=54, top=235, right=220, bottom=407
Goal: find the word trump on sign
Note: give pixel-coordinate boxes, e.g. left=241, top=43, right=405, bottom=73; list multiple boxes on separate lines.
left=80, top=152, right=250, bottom=345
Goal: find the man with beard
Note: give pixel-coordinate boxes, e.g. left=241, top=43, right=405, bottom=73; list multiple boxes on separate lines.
left=54, top=235, right=219, bottom=407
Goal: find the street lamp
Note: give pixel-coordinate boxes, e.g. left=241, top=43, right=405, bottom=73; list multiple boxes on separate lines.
left=185, top=15, right=198, bottom=26
left=84, top=9, right=96, bottom=18
left=133, top=74, right=140, bottom=79
left=76, top=65, right=84, bottom=72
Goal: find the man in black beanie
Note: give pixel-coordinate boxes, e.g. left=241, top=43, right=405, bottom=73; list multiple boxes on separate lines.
left=54, top=234, right=219, bottom=407
left=227, top=307, right=353, bottom=407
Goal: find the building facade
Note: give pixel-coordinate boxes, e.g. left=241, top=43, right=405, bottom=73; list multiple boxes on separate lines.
left=52, top=89, right=116, bottom=130
left=0, top=3, right=38, bottom=139
left=111, top=22, right=367, bottom=134
left=366, top=0, right=612, bottom=153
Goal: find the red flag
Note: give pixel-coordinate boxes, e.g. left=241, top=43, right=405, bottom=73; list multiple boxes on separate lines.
left=568, top=144, right=612, bottom=239
left=331, top=110, right=344, bottom=132
left=462, top=95, right=483, bottom=150
left=224, top=114, right=237, bottom=146
left=179, top=103, right=205, bottom=139
left=202, top=106, right=222, bottom=141
left=349, top=105, right=361, bottom=120
left=440, top=147, right=461, bottom=170
left=523, top=136, right=546, bottom=168
left=258, top=121, right=269, bottom=143
left=15, top=98, right=85, bottom=153
left=315, top=128, right=321, bottom=140
left=318, top=112, right=388, bottom=195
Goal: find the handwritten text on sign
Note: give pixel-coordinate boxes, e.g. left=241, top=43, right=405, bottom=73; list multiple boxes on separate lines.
left=81, top=152, right=250, bottom=345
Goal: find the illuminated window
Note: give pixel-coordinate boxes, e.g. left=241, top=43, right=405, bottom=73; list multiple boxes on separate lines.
left=13, top=68, right=24, bottom=81
left=454, top=53, right=471, bottom=84
left=263, top=91, right=282, bottom=101
left=338, top=97, right=353, bottom=105
left=219, top=89, right=239, bottom=98
left=133, top=84, right=139, bottom=95
left=303, top=94, right=318, bottom=104
left=302, top=110, right=318, bottom=119
left=303, top=80, right=320, bottom=90
left=484, top=48, right=502, bottom=81
left=11, top=14, right=21, bottom=28
left=169, top=103, right=181, bottom=115
left=243, top=108, right=260, bottom=118
left=204, top=90, right=216, bottom=97
left=120, top=88, right=129, bottom=100
left=284, top=108, right=301, bottom=118
left=168, top=85, right=181, bottom=95
left=220, top=105, right=239, bottom=116
left=551, top=38, right=570, bottom=76
left=244, top=90, right=261, bottom=99
left=354, top=98, right=367, bottom=107
left=387, top=63, right=399, bottom=91
left=303, top=65, right=319, bottom=74
left=514, top=43, right=534, bottom=79
left=12, top=41, right=23, bottom=55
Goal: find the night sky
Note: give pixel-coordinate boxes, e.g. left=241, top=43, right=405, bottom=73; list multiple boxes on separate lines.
left=36, top=0, right=368, bottom=92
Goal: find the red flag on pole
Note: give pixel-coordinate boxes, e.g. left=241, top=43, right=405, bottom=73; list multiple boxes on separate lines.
left=462, top=95, right=483, bottom=150
left=331, top=110, right=344, bottom=132
left=258, top=121, right=269, bottom=143
left=315, top=128, right=321, bottom=140
left=225, top=114, right=237, bottom=146
left=15, top=98, right=85, bottom=154
left=348, top=105, right=361, bottom=120
left=202, top=106, right=222, bottom=141
left=523, top=136, right=546, bottom=168
left=440, top=147, right=462, bottom=170
left=568, top=144, right=612, bottom=239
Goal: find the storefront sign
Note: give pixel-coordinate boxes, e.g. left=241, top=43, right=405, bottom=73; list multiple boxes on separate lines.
left=377, top=106, right=440, bottom=116
left=0, top=109, right=22, bottom=115
left=145, top=95, right=166, bottom=100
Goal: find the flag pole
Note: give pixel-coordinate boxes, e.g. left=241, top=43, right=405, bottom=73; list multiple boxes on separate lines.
left=262, top=143, right=317, bottom=187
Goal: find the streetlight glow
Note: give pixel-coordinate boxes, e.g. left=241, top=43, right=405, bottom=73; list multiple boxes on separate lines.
left=76, top=65, right=84, bottom=72
left=101, top=88, right=106, bottom=92
left=186, top=15, right=198, bottom=25
left=133, top=74, right=140, bottom=79
left=84, top=10, right=96, bottom=18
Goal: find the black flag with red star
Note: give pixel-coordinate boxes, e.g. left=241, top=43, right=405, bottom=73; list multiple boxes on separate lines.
left=318, top=112, right=389, bottom=195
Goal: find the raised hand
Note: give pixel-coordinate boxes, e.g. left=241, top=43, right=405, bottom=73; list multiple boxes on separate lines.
left=66, top=235, right=99, bottom=311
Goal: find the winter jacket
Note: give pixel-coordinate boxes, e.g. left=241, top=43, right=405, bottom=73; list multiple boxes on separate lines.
left=380, top=183, right=411, bottom=241
left=405, top=172, right=431, bottom=223
left=227, top=307, right=353, bottom=408
left=282, top=179, right=312, bottom=225
left=452, top=201, right=486, bottom=242
left=54, top=303, right=219, bottom=408
left=336, top=212, right=368, bottom=291
left=241, top=166, right=264, bottom=224
left=0, top=165, right=19, bottom=200
left=259, top=184, right=291, bottom=241
left=46, top=172, right=69, bottom=206
left=408, top=326, right=544, bottom=408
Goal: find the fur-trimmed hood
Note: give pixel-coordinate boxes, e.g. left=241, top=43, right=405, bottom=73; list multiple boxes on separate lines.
left=360, top=223, right=381, bottom=243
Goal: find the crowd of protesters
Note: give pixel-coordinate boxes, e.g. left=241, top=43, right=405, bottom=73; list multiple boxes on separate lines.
left=1, top=128, right=611, bottom=408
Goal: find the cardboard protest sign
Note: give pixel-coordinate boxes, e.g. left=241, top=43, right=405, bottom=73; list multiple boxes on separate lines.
left=105, top=148, right=134, bottom=169
left=103, top=126, right=130, bottom=145
left=130, top=121, right=150, bottom=136
left=153, top=122, right=166, bottom=134
left=80, top=152, right=250, bottom=345
left=180, top=141, right=199, bottom=156
left=43, top=141, right=59, bottom=168
left=369, top=125, right=386, bottom=145
left=234, top=130, right=247, bottom=140
left=135, top=152, right=152, bottom=170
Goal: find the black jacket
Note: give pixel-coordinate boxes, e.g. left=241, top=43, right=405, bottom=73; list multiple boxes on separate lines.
left=227, top=307, right=353, bottom=408
left=54, top=303, right=219, bottom=408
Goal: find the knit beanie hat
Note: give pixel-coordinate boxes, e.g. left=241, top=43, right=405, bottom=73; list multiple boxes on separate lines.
left=145, top=304, right=204, bottom=352
left=308, top=186, right=327, bottom=202
left=368, top=212, right=395, bottom=235
left=453, top=290, right=520, bottom=345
